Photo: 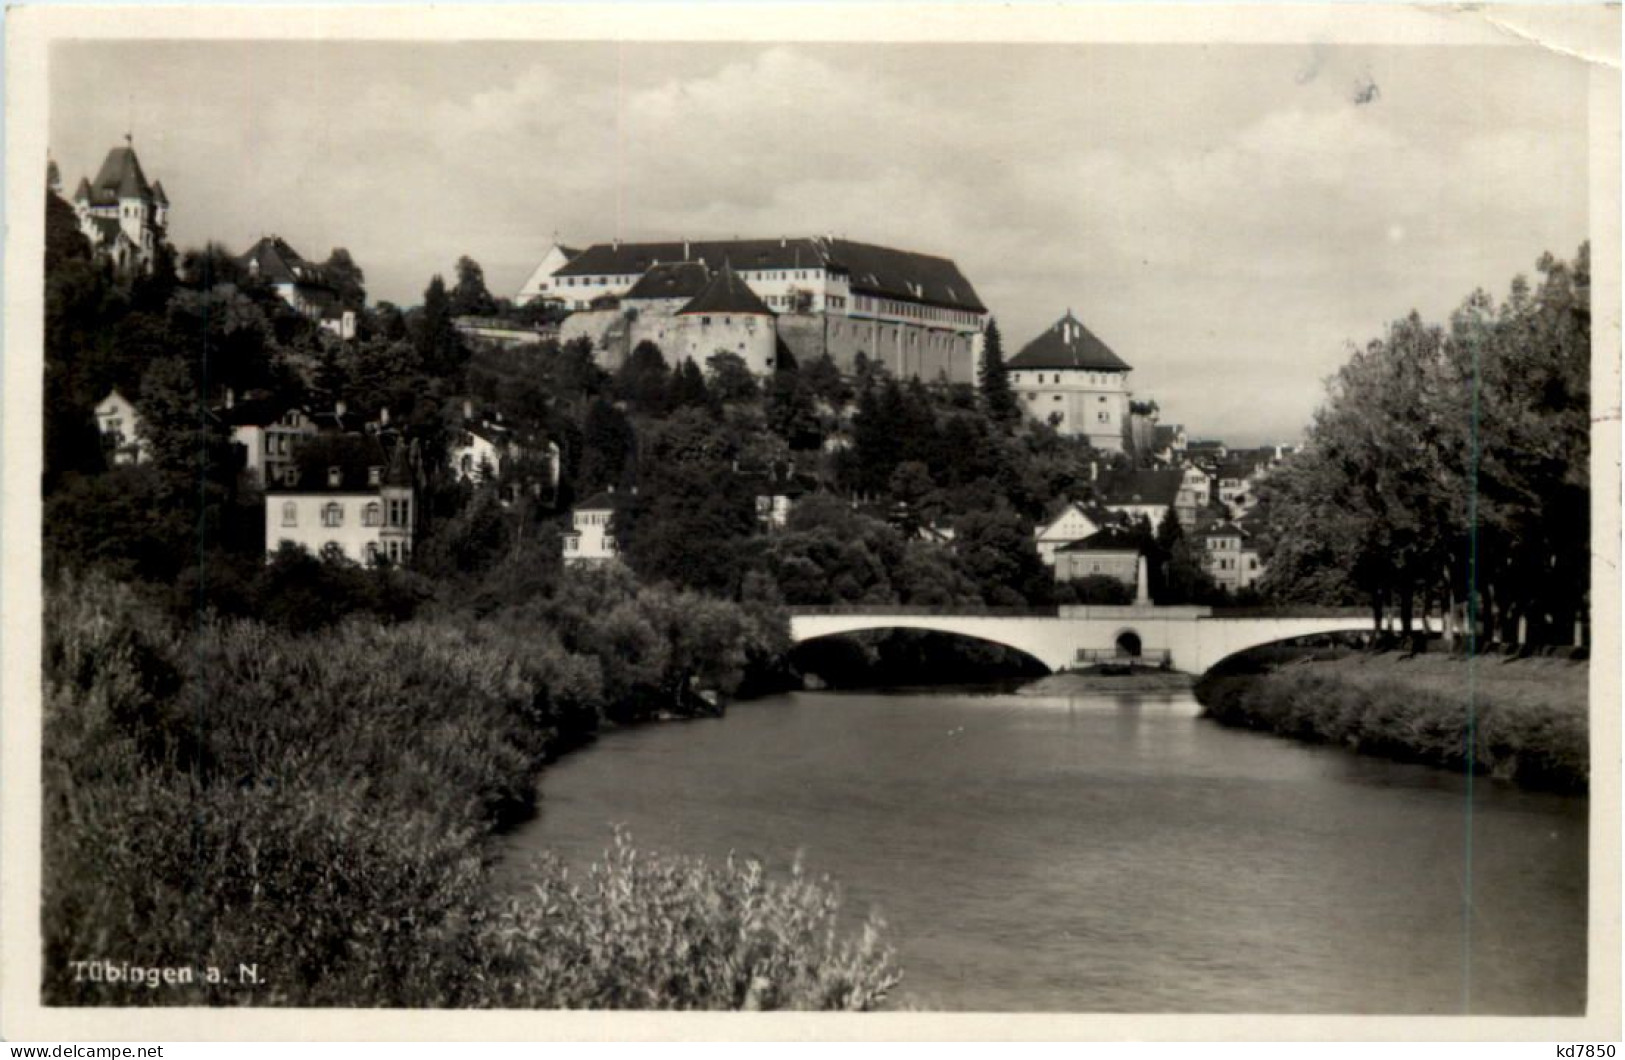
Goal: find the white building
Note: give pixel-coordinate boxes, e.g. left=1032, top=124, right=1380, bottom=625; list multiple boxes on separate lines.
left=265, top=459, right=414, bottom=566
left=1197, top=522, right=1265, bottom=593
left=221, top=396, right=319, bottom=487
left=71, top=140, right=168, bottom=275
left=1053, top=527, right=1143, bottom=585
left=515, top=242, right=581, bottom=304
left=1033, top=501, right=1104, bottom=567
left=562, top=489, right=631, bottom=566
left=1008, top=311, right=1132, bottom=451
left=238, top=236, right=356, bottom=338
left=94, top=388, right=148, bottom=465
left=532, top=236, right=986, bottom=382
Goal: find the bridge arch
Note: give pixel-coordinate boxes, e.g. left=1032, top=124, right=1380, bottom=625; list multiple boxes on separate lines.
left=789, top=623, right=1056, bottom=675
left=1113, top=628, right=1143, bottom=658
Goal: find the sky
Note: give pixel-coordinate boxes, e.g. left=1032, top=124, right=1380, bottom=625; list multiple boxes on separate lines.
left=50, top=40, right=1590, bottom=445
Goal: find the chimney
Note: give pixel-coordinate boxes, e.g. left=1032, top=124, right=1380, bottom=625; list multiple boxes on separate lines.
left=327, top=466, right=342, bottom=488
left=368, top=465, right=383, bottom=486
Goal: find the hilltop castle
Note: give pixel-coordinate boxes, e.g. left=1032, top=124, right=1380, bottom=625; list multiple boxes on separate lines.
left=69, top=138, right=169, bottom=275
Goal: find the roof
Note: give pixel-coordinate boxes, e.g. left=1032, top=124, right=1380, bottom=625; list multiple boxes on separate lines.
left=574, top=489, right=635, bottom=512
left=1056, top=527, right=1145, bottom=553
left=679, top=262, right=774, bottom=316
left=220, top=396, right=305, bottom=428
left=73, top=177, right=92, bottom=203
left=1197, top=521, right=1251, bottom=541
left=1152, top=424, right=1184, bottom=448
left=1100, top=468, right=1183, bottom=508
left=556, top=236, right=985, bottom=313
left=1008, top=312, right=1131, bottom=372
left=151, top=180, right=169, bottom=206
left=625, top=261, right=711, bottom=301
left=239, top=236, right=330, bottom=289
left=265, top=436, right=409, bottom=493
left=1186, top=440, right=1226, bottom=452
left=88, top=145, right=153, bottom=205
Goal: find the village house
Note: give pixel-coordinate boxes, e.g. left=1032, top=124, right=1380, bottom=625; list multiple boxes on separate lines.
left=737, top=461, right=820, bottom=529
left=1197, top=521, right=1266, bottom=593
left=220, top=394, right=319, bottom=487
left=1007, top=311, right=1133, bottom=452
left=94, top=388, right=148, bottom=465
left=238, top=236, right=356, bottom=339
left=70, top=139, right=168, bottom=276
left=264, top=445, right=415, bottom=567
left=1033, top=500, right=1107, bottom=567
left=1098, top=468, right=1183, bottom=530
left=541, top=235, right=985, bottom=382
left=562, top=488, right=632, bottom=566
left=1052, top=527, right=1144, bottom=586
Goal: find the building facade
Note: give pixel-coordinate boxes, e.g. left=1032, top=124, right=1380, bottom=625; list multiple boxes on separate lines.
left=1008, top=311, right=1132, bottom=451
left=537, top=236, right=985, bottom=382
left=515, top=242, right=582, bottom=304
left=1033, top=501, right=1105, bottom=567
left=562, top=489, right=631, bottom=566
left=1053, top=528, right=1143, bottom=585
left=94, top=389, right=147, bottom=465
left=222, top=396, right=319, bottom=487
left=239, top=236, right=356, bottom=338
left=71, top=140, right=169, bottom=275
left=1197, top=522, right=1265, bottom=593
left=265, top=461, right=415, bottom=566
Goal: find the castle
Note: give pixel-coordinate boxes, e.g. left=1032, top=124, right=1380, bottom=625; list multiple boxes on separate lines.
left=526, top=236, right=987, bottom=382
left=1008, top=310, right=1133, bottom=452
left=69, top=138, right=169, bottom=275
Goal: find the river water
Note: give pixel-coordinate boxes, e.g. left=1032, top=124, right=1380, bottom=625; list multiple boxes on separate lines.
left=502, top=688, right=1588, bottom=1013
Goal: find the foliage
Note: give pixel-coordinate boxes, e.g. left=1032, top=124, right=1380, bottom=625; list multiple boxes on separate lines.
left=1195, top=652, right=1588, bottom=793
left=486, top=831, right=901, bottom=1010
left=978, top=317, right=1018, bottom=426
left=1254, top=245, right=1590, bottom=644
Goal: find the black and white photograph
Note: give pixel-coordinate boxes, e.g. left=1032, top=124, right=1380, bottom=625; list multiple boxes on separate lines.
left=2, top=2, right=1619, bottom=1042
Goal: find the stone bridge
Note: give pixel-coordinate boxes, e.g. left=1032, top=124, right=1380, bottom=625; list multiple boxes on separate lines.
left=788, top=605, right=1421, bottom=675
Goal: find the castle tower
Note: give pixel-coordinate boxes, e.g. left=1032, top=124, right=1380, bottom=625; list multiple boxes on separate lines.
left=1007, top=310, right=1134, bottom=452
left=72, top=138, right=167, bottom=275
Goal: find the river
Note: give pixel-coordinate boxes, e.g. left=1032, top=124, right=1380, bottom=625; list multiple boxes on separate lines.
left=501, top=687, right=1588, bottom=1013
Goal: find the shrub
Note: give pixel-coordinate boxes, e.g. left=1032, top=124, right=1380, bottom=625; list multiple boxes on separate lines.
left=482, top=832, right=902, bottom=1010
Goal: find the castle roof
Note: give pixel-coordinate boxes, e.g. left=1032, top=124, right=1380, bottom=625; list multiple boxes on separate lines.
left=88, top=145, right=154, bottom=205
left=1008, top=311, right=1131, bottom=372
left=151, top=180, right=169, bottom=206
left=624, top=261, right=711, bottom=301
left=556, top=236, right=985, bottom=313
left=73, top=177, right=92, bottom=203
left=239, top=236, right=330, bottom=289
left=678, top=262, right=774, bottom=317
left=573, top=489, right=634, bottom=512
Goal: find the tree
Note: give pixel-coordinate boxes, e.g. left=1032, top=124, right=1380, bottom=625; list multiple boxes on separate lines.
left=616, top=341, right=672, bottom=415
left=953, top=505, right=1048, bottom=607
left=323, top=248, right=367, bottom=311
left=180, top=242, right=247, bottom=290
left=577, top=398, right=636, bottom=495
left=705, top=351, right=759, bottom=404
left=803, top=353, right=852, bottom=408
left=668, top=357, right=714, bottom=412
left=415, top=274, right=468, bottom=379
left=979, top=318, right=1018, bottom=426
left=764, top=359, right=821, bottom=451
left=448, top=255, right=498, bottom=317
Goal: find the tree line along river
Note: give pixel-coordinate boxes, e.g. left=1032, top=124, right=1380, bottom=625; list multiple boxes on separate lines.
left=501, top=687, right=1587, bottom=1014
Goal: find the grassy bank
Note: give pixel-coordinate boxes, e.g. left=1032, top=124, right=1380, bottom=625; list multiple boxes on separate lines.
left=43, top=572, right=898, bottom=1008
left=1194, top=650, right=1588, bottom=794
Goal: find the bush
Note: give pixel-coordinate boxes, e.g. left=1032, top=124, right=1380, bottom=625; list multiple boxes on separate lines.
left=482, top=831, right=901, bottom=1010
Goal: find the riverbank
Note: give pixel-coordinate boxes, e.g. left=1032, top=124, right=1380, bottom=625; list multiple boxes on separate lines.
left=43, top=571, right=898, bottom=1009
left=1194, top=650, right=1588, bottom=793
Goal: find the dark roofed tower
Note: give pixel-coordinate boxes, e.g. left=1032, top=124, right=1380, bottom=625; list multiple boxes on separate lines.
left=1008, top=310, right=1134, bottom=452
left=71, top=137, right=169, bottom=275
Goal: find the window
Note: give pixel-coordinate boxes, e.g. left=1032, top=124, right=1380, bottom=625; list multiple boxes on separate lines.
left=365, top=542, right=380, bottom=566
left=363, top=502, right=382, bottom=527
left=322, top=502, right=343, bottom=527
left=265, top=436, right=276, bottom=454
left=281, top=502, right=297, bottom=527
left=1098, top=411, right=1110, bottom=423
left=321, top=542, right=345, bottom=562
left=388, top=498, right=410, bottom=527
left=565, top=537, right=577, bottom=552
